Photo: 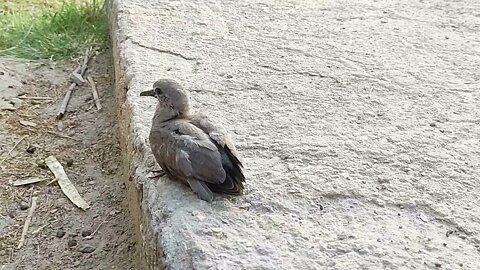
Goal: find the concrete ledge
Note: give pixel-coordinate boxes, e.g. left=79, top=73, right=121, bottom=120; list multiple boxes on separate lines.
left=108, top=0, right=480, bottom=269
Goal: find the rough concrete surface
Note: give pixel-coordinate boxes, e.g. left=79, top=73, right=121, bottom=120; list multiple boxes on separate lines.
left=108, top=0, right=480, bottom=269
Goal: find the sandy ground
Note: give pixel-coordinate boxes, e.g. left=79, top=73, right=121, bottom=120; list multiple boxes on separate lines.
left=0, top=52, right=136, bottom=269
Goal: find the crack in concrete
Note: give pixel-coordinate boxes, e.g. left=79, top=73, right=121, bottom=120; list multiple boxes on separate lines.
left=127, top=38, right=199, bottom=61
left=259, top=64, right=340, bottom=82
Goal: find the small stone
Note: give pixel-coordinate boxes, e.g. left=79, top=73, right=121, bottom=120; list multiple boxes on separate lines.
left=19, top=203, right=29, bottom=210
left=26, top=145, right=37, bottom=154
left=8, top=85, right=14, bottom=88
left=68, top=239, right=77, bottom=247
left=81, top=229, right=92, bottom=237
left=434, top=262, right=441, bottom=268
left=0, top=71, right=4, bottom=75
left=65, top=158, right=73, bottom=167
left=430, top=122, right=437, bottom=127
left=79, top=244, right=96, bottom=253
left=37, top=162, right=48, bottom=170
left=56, top=229, right=66, bottom=238
left=57, top=122, right=66, bottom=131
left=226, top=74, right=233, bottom=79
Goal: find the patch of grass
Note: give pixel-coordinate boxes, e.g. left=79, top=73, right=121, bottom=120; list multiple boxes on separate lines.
left=0, top=0, right=108, bottom=60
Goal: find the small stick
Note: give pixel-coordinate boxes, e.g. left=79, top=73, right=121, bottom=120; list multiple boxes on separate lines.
left=85, top=219, right=108, bottom=239
left=12, top=177, right=46, bottom=187
left=57, top=82, right=78, bottom=120
left=69, top=67, right=84, bottom=84
left=31, top=223, right=49, bottom=235
left=80, top=47, right=91, bottom=75
left=0, top=136, right=26, bottom=165
left=17, top=96, right=53, bottom=100
left=46, top=131, right=79, bottom=141
left=46, top=178, right=58, bottom=186
left=18, top=196, right=38, bottom=249
left=56, top=48, right=91, bottom=119
left=86, top=76, right=102, bottom=111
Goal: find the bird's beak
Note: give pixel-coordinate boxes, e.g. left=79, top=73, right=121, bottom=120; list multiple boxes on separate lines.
left=140, top=89, right=155, bottom=97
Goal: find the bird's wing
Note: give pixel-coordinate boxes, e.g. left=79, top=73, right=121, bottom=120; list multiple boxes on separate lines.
left=149, top=120, right=226, bottom=185
left=189, top=113, right=244, bottom=167
left=189, top=113, right=245, bottom=195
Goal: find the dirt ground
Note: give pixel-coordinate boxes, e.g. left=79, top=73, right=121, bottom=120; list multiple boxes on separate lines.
left=0, top=51, right=136, bottom=269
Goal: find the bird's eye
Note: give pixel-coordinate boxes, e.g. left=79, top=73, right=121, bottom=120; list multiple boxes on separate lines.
left=155, top=88, right=163, bottom=95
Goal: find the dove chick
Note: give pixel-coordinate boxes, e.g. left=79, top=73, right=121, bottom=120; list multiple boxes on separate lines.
left=140, top=79, right=245, bottom=202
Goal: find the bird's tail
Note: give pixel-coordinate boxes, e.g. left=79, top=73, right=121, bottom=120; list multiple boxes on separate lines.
left=187, top=178, right=213, bottom=202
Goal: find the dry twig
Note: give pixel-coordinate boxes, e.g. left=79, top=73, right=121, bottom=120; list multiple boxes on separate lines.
left=57, top=48, right=91, bottom=119
left=0, top=136, right=26, bottom=165
left=86, top=76, right=102, bottom=111
left=31, top=223, right=49, bottom=235
left=17, top=96, right=53, bottom=100
left=46, top=131, right=79, bottom=141
left=85, top=219, right=108, bottom=239
left=18, top=196, right=38, bottom=249
left=12, top=177, right=46, bottom=187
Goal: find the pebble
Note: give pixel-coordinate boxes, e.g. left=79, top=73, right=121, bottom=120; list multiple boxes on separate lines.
left=26, top=145, right=37, bottom=154
left=57, top=122, right=66, bottom=131
left=37, top=162, right=48, bottom=170
left=81, top=229, right=93, bottom=237
left=79, top=244, right=96, bottom=253
left=65, top=158, right=74, bottom=167
left=56, top=229, right=66, bottom=238
left=68, top=239, right=78, bottom=247
left=19, top=203, right=29, bottom=210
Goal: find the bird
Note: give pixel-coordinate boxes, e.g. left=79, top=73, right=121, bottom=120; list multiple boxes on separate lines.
left=140, top=79, right=245, bottom=202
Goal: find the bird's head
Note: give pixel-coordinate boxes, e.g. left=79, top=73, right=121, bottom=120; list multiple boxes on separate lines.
left=140, top=79, right=190, bottom=118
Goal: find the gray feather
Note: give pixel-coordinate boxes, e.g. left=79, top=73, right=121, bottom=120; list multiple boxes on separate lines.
left=187, top=178, right=213, bottom=202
